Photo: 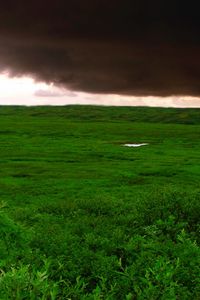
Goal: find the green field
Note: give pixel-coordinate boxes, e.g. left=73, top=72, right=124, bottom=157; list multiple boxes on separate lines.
left=0, top=106, right=199, bottom=299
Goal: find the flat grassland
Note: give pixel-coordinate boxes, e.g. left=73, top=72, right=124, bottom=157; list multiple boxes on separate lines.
left=0, top=106, right=199, bottom=299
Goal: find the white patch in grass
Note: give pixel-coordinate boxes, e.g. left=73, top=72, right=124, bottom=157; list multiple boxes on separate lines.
left=124, top=143, right=149, bottom=147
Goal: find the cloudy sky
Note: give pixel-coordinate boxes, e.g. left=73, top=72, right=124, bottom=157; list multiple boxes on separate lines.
left=0, top=1, right=199, bottom=106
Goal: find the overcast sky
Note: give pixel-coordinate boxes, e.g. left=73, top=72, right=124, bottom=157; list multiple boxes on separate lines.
left=1, top=73, right=200, bottom=107
left=0, top=1, right=199, bottom=106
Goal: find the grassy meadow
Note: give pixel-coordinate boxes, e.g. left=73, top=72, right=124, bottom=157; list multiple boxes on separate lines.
left=0, top=106, right=199, bottom=299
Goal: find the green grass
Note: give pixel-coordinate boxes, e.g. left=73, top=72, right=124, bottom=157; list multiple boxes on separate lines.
left=0, top=105, right=199, bottom=299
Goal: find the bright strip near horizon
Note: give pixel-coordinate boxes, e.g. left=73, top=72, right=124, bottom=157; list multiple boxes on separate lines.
left=0, top=73, right=200, bottom=108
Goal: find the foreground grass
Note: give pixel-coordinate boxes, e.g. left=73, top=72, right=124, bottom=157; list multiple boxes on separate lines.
left=0, top=106, right=199, bottom=299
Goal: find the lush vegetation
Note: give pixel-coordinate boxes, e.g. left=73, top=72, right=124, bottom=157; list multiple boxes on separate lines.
left=0, top=105, right=199, bottom=299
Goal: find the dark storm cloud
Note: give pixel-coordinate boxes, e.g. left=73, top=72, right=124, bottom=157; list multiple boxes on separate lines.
left=0, top=1, right=199, bottom=96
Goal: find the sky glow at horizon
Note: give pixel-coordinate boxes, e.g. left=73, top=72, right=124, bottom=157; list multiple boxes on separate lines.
left=0, top=73, right=200, bottom=108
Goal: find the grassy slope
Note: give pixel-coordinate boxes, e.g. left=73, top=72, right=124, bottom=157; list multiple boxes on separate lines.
left=0, top=106, right=199, bottom=299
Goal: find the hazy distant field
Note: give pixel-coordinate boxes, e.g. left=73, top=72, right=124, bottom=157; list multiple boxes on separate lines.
left=0, top=106, right=199, bottom=299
